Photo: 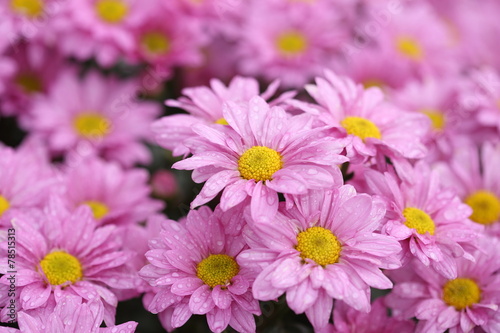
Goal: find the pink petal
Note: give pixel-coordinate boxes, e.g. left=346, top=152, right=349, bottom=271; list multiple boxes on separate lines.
left=171, top=277, right=203, bottom=296
left=212, top=286, right=233, bottom=309
left=286, top=279, right=319, bottom=314
left=20, top=283, right=51, bottom=310
left=171, top=301, right=192, bottom=328
left=206, top=307, right=231, bottom=333
left=250, top=182, right=278, bottom=224
left=189, top=285, right=215, bottom=315
left=305, top=290, right=333, bottom=330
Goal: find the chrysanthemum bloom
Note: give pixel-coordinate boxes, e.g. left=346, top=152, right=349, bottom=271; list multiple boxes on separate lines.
left=364, top=162, right=483, bottom=278
left=386, top=238, right=500, bottom=333
left=50, top=0, right=154, bottom=66
left=435, top=140, right=500, bottom=237
left=0, top=197, right=138, bottom=325
left=28, top=69, right=160, bottom=167
left=4, top=295, right=137, bottom=333
left=319, top=297, right=415, bottom=333
left=139, top=207, right=261, bottom=333
left=294, top=70, right=429, bottom=163
left=0, top=141, right=55, bottom=228
left=172, top=96, right=348, bottom=223
left=153, top=76, right=295, bottom=156
left=237, top=1, right=348, bottom=87
left=238, top=187, right=402, bottom=330
left=58, top=157, right=163, bottom=226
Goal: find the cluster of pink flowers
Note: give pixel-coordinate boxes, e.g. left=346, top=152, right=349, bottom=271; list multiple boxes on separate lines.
left=1, top=0, right=500, bottom=332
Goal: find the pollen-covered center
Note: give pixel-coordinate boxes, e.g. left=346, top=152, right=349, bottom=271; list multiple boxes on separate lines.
left=296, top=227, right=342, bottom=266
left=141, top=32, right=170, bottom=55
left=421, top=108, right=445, bottom=131
left=0, top=195, right=10, bottom=217
left=443, top=278, right=481, bottom=310
left=16, top=73, right=43, bottom=94
left=84, top=200, right=109, bottom=219
left=196, top=254, right=239, bottom=288
left=403, top=207, right=435, bottom=235
left=396, top=36, right=423, bottom=60
left=40, top=251, right=83, bottom=286
left=276, top=31, right=308, bottom=56
left=74, top=112, right=111, bottom=138
left=465, top=190, right=500, bottom=225
left=238, top=146, right=283, bottom=182
left=10, top=0, right=43, bottom=17
left=95, top=0, right=129, bottom=24
left=341, top=116, right=382, bottom=141
left=214, top=118, right=229, bottom=125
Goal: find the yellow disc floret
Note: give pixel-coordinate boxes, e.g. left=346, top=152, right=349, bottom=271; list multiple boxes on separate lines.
left=0, top=196, right=10, bottom=217
left=296, top=227, right=342, bottom=266
left=403, top=207, right=436, bottom=235
left=84, top=200, right=109, bottom=220
left=16, top=73, right=43, bottom=94
left=196, top=254, right=239, bottom=288
left=396, top=36, right=424, bottom=60
left=443, top=278, right=481, bottom=310
left=95, top=0, right=129, bottom=24
left=465, top=190, right=500, bottom=225
left=276, top=31, right=308, bottom=56
left=10, top=0, right=43, bottom=17
left=74, top=112, right=111, bottom=138
left=214, top=118, right=229, bottom=125
left=40, top=251, right=83, bottom=286
left=341, top=116, right=382, bottom=141
left=141, top=32, right=170, bottom=55
left=238, top=146, right=283, bottom=182
left=421, top=109, right=446, bottom=131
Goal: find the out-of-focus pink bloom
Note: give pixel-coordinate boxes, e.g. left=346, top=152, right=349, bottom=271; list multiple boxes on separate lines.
left=239, top=187, right=401, bottom=330
left=28, top=69, right=160, bottom=167
left=151, top=170, right=178, bottom=199
left=173, top=96, right=348, bottom=223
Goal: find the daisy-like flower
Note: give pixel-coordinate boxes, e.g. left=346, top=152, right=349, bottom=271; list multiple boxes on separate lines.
left=386, top=237, right=500, bottom=333
left=4, top=295, right=137, bottom=333
left=153, top=76, right=295, bottom=156
left=172, top=96, right=348, bottom=223
left=58, top=157, right=163, bottom=226
left=435, top=140, right=500, bottom=236
left=28, top=69, right=160, bottom=167
left=0, top=196, right=138, bottom=325
left=294, top=70, right=429, bottom=163
left=364, top=162, right=483, bottom=278
left=237, top=1, right=348, bottom=87
left=319, top=297, right=415, bottom=333
left=139, top=207, right=261, bottom=333
left=238, top=186, right=402, bottom=330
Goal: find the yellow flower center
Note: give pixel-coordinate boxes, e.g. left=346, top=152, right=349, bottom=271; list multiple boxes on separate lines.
left=214, top=118, right=229, bottom=125
left=396, top=36, right=423, bottom=60
left=296, top=227, right=342, bottom=266
left=196, top=254, right=239, bottom=288
left=276, top=31, right=308, bottom=56
left=363, top=79, right=385, bottom=90
left=238, top=146, right=283, bottom=182
left=465, top=190, right=500, bottom=225
left=10, top=0, right=43, bottom=17
left=40, top=251, right=83, bottom=286
left=95, top=0, right=129, bottom=24
left=73, top=112, right=111, bottom=138
left=0, top=195, right=10, bottom=217
left=341, top=116, right=382, bottom=141
left=443, top=278, right=481, bottom=310
left=84, top=200, right=109, bottom=219
left=421, top=108, right=445, bottom=131
left=16, top=73, right=43, bottom=94
left=141, top=32, right=170, bottom=55
left=403, top=207, right=435, bottom=235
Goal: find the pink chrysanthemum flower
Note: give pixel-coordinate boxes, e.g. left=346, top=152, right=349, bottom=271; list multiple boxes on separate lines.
left=58, top=157, right=163, bottom=226
left=153, top=76, right=295, bottom=156
left=365, top=162, right=483, bottom=278
left=386, top=238, right=500, bottom=333
left=238, top=186, right=401, bottom=330
left=435, top=140, right=500, bottom=236
left=139, top=207, right=261, bottom=333
left=0, top=197, right=138, bottom=325
left=237, top=1, right=348, bottom=87
left=4, top=295, right=137, bottom=333
left=28, top=69, right=160, bottom=167
left=319, top=297, right=415, bottom=333
left=172, top=96, right=348, bottom=223
left=294, top=70, right=429, bottom=163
